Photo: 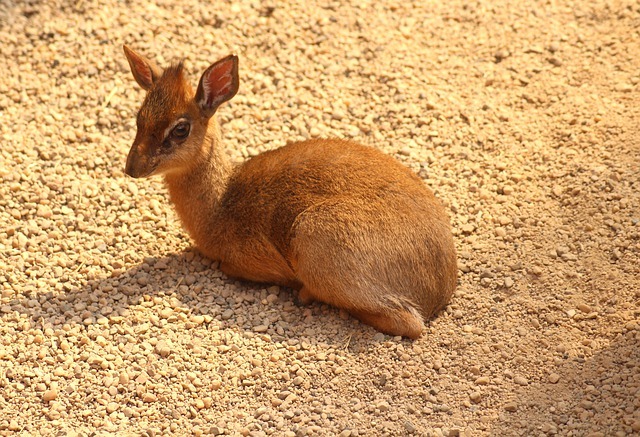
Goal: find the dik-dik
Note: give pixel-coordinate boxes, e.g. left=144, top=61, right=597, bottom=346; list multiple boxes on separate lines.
left=122, top=45, right=457, bottom=338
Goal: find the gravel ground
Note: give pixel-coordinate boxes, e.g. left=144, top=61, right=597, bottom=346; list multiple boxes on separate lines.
left=1, top=0, right=639, bottom=435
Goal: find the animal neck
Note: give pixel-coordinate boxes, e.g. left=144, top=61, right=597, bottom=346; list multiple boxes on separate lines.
left=163, top=119, right=232, bottom=244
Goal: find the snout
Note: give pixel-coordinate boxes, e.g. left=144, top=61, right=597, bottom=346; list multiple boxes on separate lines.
left=125, top=143, right=154, bottom=178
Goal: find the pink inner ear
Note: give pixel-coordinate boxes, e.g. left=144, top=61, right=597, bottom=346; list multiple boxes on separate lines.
left=204, top=61, right=234, bottom=106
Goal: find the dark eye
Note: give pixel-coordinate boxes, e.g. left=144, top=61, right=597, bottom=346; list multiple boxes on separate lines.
left=171, top=122, right=190, bottom=140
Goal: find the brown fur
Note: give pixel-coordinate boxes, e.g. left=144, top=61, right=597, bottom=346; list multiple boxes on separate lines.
left=122, top=45, right=457, bottom=338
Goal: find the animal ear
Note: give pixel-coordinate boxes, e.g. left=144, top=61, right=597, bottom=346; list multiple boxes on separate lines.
left=123, top=45, right=162, bottom=91
left=195, top=54, right=239, bottom=118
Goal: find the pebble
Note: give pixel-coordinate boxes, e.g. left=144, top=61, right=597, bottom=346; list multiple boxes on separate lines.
left=155, top=341, right=172, bottom=358
left=404, top=420, right=417, bottom=433
left=143, top=393, right=157, bottom=403
left=548, top=57, right=562, bottom=67
left=576, top=303, right=592, bottom=314
left=494, top=49, right=510, bottom=62
left=615, top=83, right=634, bottom=93
left=461, top=224, right=475, bottom=234
left=475, top=377, right=490, bottom=385
left=190, top=315, right=205, bottom=325
left=530, top=266, right=543, bottom=276
left=497, top=215, right=511, bottom=226
left=376, top=400, right=390, bottom=412
left=159, top=308, right=174, bottom=319
left=119, top=372, right=130, bottom=385
left=548, top=373, right=560, bottom=384
left=514, top=376, right=528, bottom=386
left=504, top=402, right=518, bottom=412
left=43, top=389, right=58, bottom=402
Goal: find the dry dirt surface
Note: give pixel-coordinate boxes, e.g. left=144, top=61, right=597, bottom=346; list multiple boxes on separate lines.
left=1, top=0, right=639, bottom=436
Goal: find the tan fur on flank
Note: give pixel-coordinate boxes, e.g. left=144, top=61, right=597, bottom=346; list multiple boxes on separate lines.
left=123, top=45, right=457, bottom=338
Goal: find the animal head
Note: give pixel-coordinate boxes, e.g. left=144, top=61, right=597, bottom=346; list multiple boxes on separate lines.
left=122, top=45, right=239, bottom=178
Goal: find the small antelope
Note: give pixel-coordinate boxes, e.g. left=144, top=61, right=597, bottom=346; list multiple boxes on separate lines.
left=122, top=45, right=457, bottom=338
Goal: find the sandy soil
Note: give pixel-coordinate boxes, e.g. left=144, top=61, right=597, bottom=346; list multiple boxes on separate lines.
left=1, top=0, right=639, bottom=435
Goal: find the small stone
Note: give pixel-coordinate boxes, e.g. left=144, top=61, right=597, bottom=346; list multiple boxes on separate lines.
left=494, top=49, right=510, bottom=62
left=552, top=185, right=563, bottom=197
left=576, top=303, right=592, bottom=313
left=504, top=277, right=514, bottom=288
left=376, top=401, right=390, bottom=412
left=403, top=420, right=417, bottom=433
left=399, top=147, right=412, bottom=156
left=119, top=372, right=130, bottom=385
left=15, top=232, right=28, bottom=248
left=155, top=341, right=172, bottom=357
left=469, top=392, right=481, bottom=403
left=475, top=376, right=490, bottom=385
left=266, top=294, right=278, bottom=304
left=615, top=83, right=634, bottom=93
left=548, top=57, right=562, bottom=67
left=498, top=215, right=511, bottom=226
left=191, top=315, right=205, bottom=325
left=210, top=427, right=225, bottom=436
left=580, top=400, right=593, bottom=410
left=461, top=224, right=475, bottom=234
left=548, top=373, right=560, bottom=384
left=504, top=402, right=518, bottom=412
left=514, top=376, right=528, bottom=386
left=37, top=205, right=53, bottom=218
left=159, top=308, right=174, bottom=319
left=253, top=324, right=268, bottom=333
left=43, top=389, right=57, bottom=402
left=8, top=419, right=21, bottom=430
left=106, top=402, right=118, bottom=413
left=143, top=393, right=157, bottom=403
left=372, top=333, right=386, bottom=342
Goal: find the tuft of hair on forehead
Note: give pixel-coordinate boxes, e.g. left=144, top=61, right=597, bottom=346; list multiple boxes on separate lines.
left=160, top=61, right=186, bottom=82
left=138, top=61, right=193, bottom=129
left=154, top=61, right=191, bottom=96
